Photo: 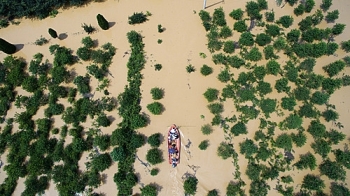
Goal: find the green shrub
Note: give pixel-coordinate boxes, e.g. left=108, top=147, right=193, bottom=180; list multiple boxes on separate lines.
left=97, top=14, right=109, bottom=30
left=265, top=24, right=280, bottom=37
left=129, top=12, right=148, bottom=24
left=150, top=168, right=159, bottom=176
left=298, top=103, right=319, bottom=118
left=246, top=1, right=262, bottom=19
left=22, top=76, right=39, bottom=93
left=332, top=23, right=346, bottom=35
left=233, top=20, right=247, bottom=32
left=263, top=45, right=278, bottom=60
left=184, top=176, right=198, bottom=195
left=287, top=29, right=300, bottom=42
left=299, top=58, right=316, bottom=72
left=220, top=26, right=232, bottom=38
left=273, top=36, right=287, bottom=51
left=229, top=9, right=244, bottom=20
left=307, top=120, right=326, bottom=139
left=96, top=114, right=111, bottom=127
left=275, top=133, right=293, bottom=150
left=231, top=122, right=247, bottom=136
left=256, top=81, right=272, bottom=96
left=245, top=47, right=262, bottom=62
left=334, top=149, right=350, bottom=169
left=239, top=32, right=254, bottom=46
left=323, top=60, right=346, bottom=77
left=73, top=75, right=91, bottom=94
left=147, top=102, right=163, bottom=115
left=294, top=153, right=316, bottom=170
left=305, top=0, right=315, bottom=13
left=277, top=15, right=293, bottom=28
left=94, top=134, right=111, bottom=151
left=282, top=114, right=303, bottom=130
left=298, top=16, right=313, bottom=31
left=207, top=103, right=223, bottom=114
left=331, top=183, right=350, bottom=196
left=201, top=124, right=213, bottom=135
left=319, top=159, right=346, bottom=181
left=199, top=140, right=209, bottom=150
left=148, top=133, right=161, bottom=147
left=207, top=189, right=218, bottom=196
left=341, top=40, right=350, bottom=52
left=325, top=10, right=339, bottom=23
left=255, top=33, right=271, bottom=46
left=203, top=88, right=219, bottom=102
left=321, top=0, right=333, bottom=11
left=291, top=131, right=307, bottom=147
left=281, top=97, right=296, bottom=111
left=82, top=23, right=95, bottom=34
left=322, top=78, right=342, bottom=94
left=81, top=36, right=94, bottom=48
left=77, top=47, right=91, bottom=61
left=266, top=60, right=280, bottom=75
left=217, top=69, right=231, bottom=82
left=311, top=139, right=331, bottom=158
left=110, top=146, right=126, bottom=162
left=327, top=42, right=338, bottom=55
left=217, top=142, right=235, bottom=159
left=253, top=66, right=266, bottom=80
left=140, top=184, right=157, bottom=196
left=260, top=98, right=276, bottom=117
left=91, top=153, right=112, bottom=172
left=294, top=86, right=310, bottom=101
left=158, top=24, right=164, bottom=33
left=200, top=65, right=213, bottom=76
left=199, top=10, right=211, bottom=22
left=146, top=148, right=163, bottom=165
left=294, top=4, right=305, bottom=16
left=0, top=38, right=16, bottom=54
left=327, top=129, right=345, bottom=145
left=154, top=64, right=162, bottom=71
left=310, top=91, right=329, bottom=105
left=223, top=41, right=235, bottom=54
left=322, top=109, right=339, bottom=122
left=186, top=64, right=195, bottom=73
left=265, top=11, right=274, bottom=22
left=150, top=87, right=164, bottom=100
left=213, top=7, right=226, bottom=26
left=302, top=174, right=325, bottom=191
left=239, top=139, right=258, bottom=158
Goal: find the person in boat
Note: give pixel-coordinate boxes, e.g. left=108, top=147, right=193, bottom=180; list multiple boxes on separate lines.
left=168, top=128, right=179, bottom=141
left=171, top=153, right=179, bottom=168
left=168, top=145, right=178, bottom=155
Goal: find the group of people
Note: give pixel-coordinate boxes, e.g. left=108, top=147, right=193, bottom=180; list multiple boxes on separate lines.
left=168, top=128, right=179, bottom=168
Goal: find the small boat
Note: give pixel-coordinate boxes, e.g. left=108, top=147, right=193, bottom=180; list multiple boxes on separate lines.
left=167, top=124, right=180, bottom=167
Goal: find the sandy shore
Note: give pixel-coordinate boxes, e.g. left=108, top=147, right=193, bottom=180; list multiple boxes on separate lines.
left=1, top=0, right=350, bottom=195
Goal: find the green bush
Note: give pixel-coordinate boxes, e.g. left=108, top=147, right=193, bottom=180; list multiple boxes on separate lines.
left=96, top=114, right=111, bottom=127
left=302, top=174, right=325, bottom=191
left=220, top=26, right=232, bottom=38
left=140, top=184, right=157, bottom=196
left=325, top=10, right=339, bottom=23
left=184, top=176, right=198, bottom=195
left=94, top=134, right=110, bottom=151
left=77, top=47, right=91, bottom=61
left=73, top=75, right=91, bottom=94
left=233, top=20, right=247, bottom=33
left=207, top=189, right=218, bottom=196
left=110, top=146, right=126, bottom=162
left=203, top=88, right=219, bottom=102
left=150, top=87, right=164, bottom=100
left=260, top=98, right=276, bottom=117
left=147, top=102, right=163, bottom=115
left=255, top=33, right=271, bottom=46
left=298, top=103, right=318, bottom=118
left=200, top=65, right=213, bottom=76
left=341, top=40, right=350, bottom=52
left=229, top=9, right=244, bottom=20
left=199, top=140, right=209, bottom=150
left=201, top=124, right=213, bottom=135
left=207, top=103, right=223, bottom=114
left=253, top=66, right=266, bottom=80
left=323, top=60, right=346, bottom=77
left=294, top=153, right=317, bottom=170
left=256, top=81, right=272, bottom=96
left=239, top=32, right=254, bottom=46
left=332, top=23, right=346, bottom=35
left=150, top=168, right=159, bottom=176
left=266, top=60, right=280, bottom=75
left=129, top=12, right=147, bottom=24
left=319, top=159, right=346, bottom=181
left=231, top=122, right=247, bottom=136
left=22, top=76, right=39, bottom=93
left=263, top=45, right=278, bottom=60
left=281, top=97, right=296, bottom=111
left=265, top=24, right=280, bottom=37
left=148, top=133, right=161, bottom=148
left=0, top=38, right=16, bottom=54
left=282, top=114, right=303, bottom=130
left=304, top=0, right=315, bottom=13
left=146, top=148, right=163, bottom=165
left=239, top=139, right=258, bottom=158
left=199, top=10, right=211, bottom=22
left=273, top=36, right=287, bottom=51
left=327, top=42, right=338, bottom=55
left=322, top=109, right=339, bottom=122
left=186, top=64, right=195, bottom=73
left=287, top=29, right=300, bottom=43
left=311, top=139, right=331, bottom=158
left=265, top=11, right=274, bottom=22
left=245, top=47, right=262, bottom=62
left=331, top=183, right=350, bottom=196
left=277, top=15, right=293, bottom=28
left=213, top=7, right=226, bottom=26
left=291, top=131, right=307, bottom=147
left=327, top=129, right=345, bottom=145
left=217, top=69, right=231, bottom=82
left=294, top=86, right=310, bottom=101
left=223, top=41, right=235, bottom=53
left=154, top=64, right=162, bottom=71
left=275, top=133, right=293, bottom=150
left=91, top=153, right=112, bottom=172
left=81, top=36, right=94, bottom=48
left=82, top=23, right=95, bottom=34
left=321, top=0, right=333, bottom=11
left=246, top=1, right=262, bottom=19
left=307, top=120, right=326, bottom=139
left=322, top=78, right=342, bottom=94
left=97, top=14, right=109, bottom=30
left=294, top=4, right=305, bottom=16
left=217, top=142, right=235, bottom=159
left=310, top=91, right=329, bottom=105
left=299, top=58, right=316, bottom=72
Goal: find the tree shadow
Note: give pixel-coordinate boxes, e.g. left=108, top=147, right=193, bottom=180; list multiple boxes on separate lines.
left=150, top=182, right=163, bottom=192
left=58, top=33, right=68, bottom=40
left=205, top=0, right=224, bottom=9
left=109, top=22, right=116, bottom=28
left=107, top=115, right=115, bottom=124
left=93, top=39, right=99, bottom=48
left=15, top=44, right=24, bottom=52
left=158, top=133, right=165, bottom=145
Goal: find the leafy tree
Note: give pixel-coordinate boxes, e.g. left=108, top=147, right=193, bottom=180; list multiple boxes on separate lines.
left=207, top=189, right=218, bottom=196
left=298, top=16, right=313, bottom=31
left=226, top=182, right=245, bottom=196
left=263, top=45, right=278, bottom=60
left=332, top=23, right=346, bottom=35
left=217, top=69, right=231, bottom=83
left=282, top=114, right=303, bottom=130
left=217, top=142, right=235, bottom=159
left=150, top=87, right=164, bottom=100
left=146, top=148, right=163, bottom=165
left=341, top=40, right=350, bottom=52
left=201, top=124, right=213, bottom=135
left=253, top=66, right=266, bottom=80
left=22, top=76, right=39, bottom=93
left=140, top=184, right=157, bottom=196
left=97, top=14, right=109, bottom=30
left=229, top=9, right=244, bottom=20
left=325, top=10, right=339, bottom=23
left=199, top=140, right=209, bottom=150
left=207, top=103, right=223, bottom=114
left=281, top=97, right=296, bottom=111
left=184, top=176, right=198, bottom=195
left=246, top=1, right=262, bottom=19
left=73, top=75, right=90, bottom=94
left=307, top=120, right=326, bottom=139
left=260, top=98, right=276, bottom=117
left=302, top=174, right=325, bottom=191
left=265, top=24, right=280, bottom=37
left=220, top=26, right=233, bottom=38
left=322, top=109, right=339, bottom=122
left=203, top=88, right=219, bottom=102
left=311, top=139, right=331, bottom=158
left=148, top=133, right=161, bottom=148
left=91, top=153, right=112, bottom=172
left=294, top=4, right=305, bottom=16
left=200, top=65, right=213, bottom=76
left=321, top=0, right=333, bottom=11
left=323, top=60, right=346, bottom=77
left=48, top=28, right=58, bottom=38
left=110, top=146, right=126, bottom=162
left=334, top=149, right=350, bottom=169
left=249, top=180, right=269, bottom=196
left=266, top=60, right=280, bottom=75
left=257, top=0, right=268, bottom=10
left=147, top=102, right=163, bottom=115
left=239, top=32, right=254, bottom=46
left=129, top=12, right=147, bottom=24
left=304, top=0, right=315, bottom=13
left=299, top=58, right=316, bottom=73
left=94, top=134, right=110, bottom=151
left=77, top=47, right=91, bottom=61
left=322, top=77, right=342, bottom=94
left=327, top=129, right=345, bottom=145
left=331, top=182, right=350, bottom=196
left=223, top=41, right=235, bottom=54
left=213, top=7, right=226, bottom=26
left=150, top=168, right=159, bottom=176
left=231, top=121, right=247, bottom=136
left=265, top=11, right=274, bottom=22
left=286, top=0, right=298, bottom=6
left=277, top=15, right=293, bottom=28
left=287, top=29, right=300, bottom=43
left=319, top=159, right=346, bottom=181
left=246, top=162, right=262, bottom=181
left=275, top=133, right=293, bottom=150
left=256, top=81, right=272, bottom=96
left=294, top=86, right=310, bottom=101
left=81, top=36, right=94, bottom=48
left=291, top=131, right=307, bottom=147
left=199, top=10, right=211, bottom=22
left=228, top=55, right=245, bottom=68
left=295, top=153, right=317, bottom=170
left=96, top=114, right=111, bottom=127
left=298, top=103, right=319, bottom=118
left=245, top=47, right=262, bottom=62
left=255, top=33, right=271, bottom=46
left=311, top=91, right=329, bottom=105
left=233, top=20, right=247, bottom=32
left=240, top=139, right=258, bottom=158
left=0, top=38, right=16, bottom=54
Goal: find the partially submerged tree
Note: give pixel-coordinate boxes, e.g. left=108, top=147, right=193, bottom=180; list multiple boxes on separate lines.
left=0, top=38, right=16, bottom=54
left=48, top=28, right=58, bottom=38
left=97, top=14, right=109, bottom=30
